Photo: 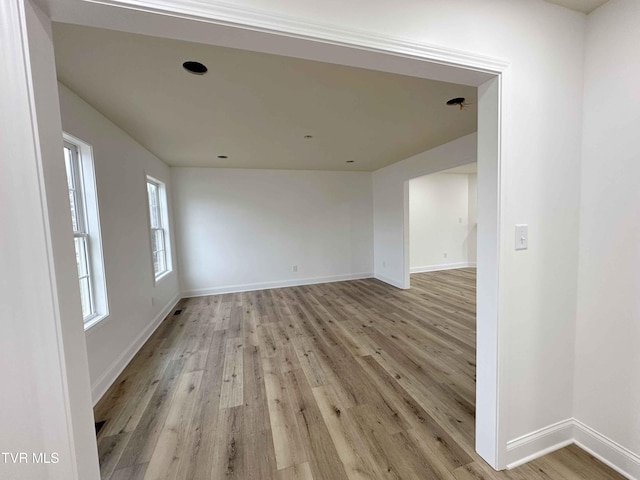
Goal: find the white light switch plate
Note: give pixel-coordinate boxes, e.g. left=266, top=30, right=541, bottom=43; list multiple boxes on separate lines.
left=515, top=224, right=528, bottom=250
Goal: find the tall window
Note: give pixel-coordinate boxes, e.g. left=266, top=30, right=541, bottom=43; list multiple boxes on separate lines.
left=63, top=136, right=108, bottom=327
left=146, top=177, right=171, bottom=280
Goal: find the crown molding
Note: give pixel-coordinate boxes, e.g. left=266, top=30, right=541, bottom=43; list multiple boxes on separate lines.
left=82, top=0, right=509, bottom=74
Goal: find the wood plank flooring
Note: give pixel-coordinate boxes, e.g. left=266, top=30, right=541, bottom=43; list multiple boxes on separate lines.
left=95, top=269, right=624, bottom=480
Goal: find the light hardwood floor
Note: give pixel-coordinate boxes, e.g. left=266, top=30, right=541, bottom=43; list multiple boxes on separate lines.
left=95, top=269, right=624, bottom=479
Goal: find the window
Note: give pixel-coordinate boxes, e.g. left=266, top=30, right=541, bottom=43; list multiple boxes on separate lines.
left=146, top=176, right=171, bottom=280
left=63, top=136, right=108, bottom=327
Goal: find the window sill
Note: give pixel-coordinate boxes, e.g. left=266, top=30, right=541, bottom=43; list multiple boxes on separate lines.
left=154, top=269, right=173, bottom=286
left=84, top=312, right=109, bottom=332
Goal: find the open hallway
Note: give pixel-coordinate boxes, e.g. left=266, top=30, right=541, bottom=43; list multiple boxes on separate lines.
left=94, top=270, right=623, bottom=480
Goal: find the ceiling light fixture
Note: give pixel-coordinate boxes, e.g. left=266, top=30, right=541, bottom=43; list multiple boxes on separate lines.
left=182, top=61, right=208, bottom=75
left=217, top=155, right=228, bottom=159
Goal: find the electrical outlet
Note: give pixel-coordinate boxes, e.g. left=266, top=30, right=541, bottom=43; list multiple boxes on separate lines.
left=382, top=260, right=386, bottom=268
left=444, top=252, right=448, bottom=259
left=292, top=265, right=298, bottom=272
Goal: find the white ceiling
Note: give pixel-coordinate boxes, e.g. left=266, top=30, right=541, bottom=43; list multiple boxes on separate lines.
left=440, top=163, right=477, bottom=175
left=52, top=24, right=476, bottom=172
left=544, top=0, right=609, bottom=13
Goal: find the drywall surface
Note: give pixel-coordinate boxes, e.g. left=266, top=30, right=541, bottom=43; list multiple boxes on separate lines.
left=172, top=168, right=373, bottom=295
left=58, top=83, right=180, bottom=404
left=409, top=173, right=474, bottom=271
left=373, top=134, right=477, bottom=287
left=468, top=174, right=478, bottom=264
left=574, top=0, right=640, bottom=476
left=0, top=2, right=99, bottom=478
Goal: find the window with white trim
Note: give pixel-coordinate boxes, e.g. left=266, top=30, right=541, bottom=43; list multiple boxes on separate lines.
left=63, top=136, right=108, bottom=327
left=146, top=177, right=171, bottom=280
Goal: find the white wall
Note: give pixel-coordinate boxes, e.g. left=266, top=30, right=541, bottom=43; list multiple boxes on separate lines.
left=574, top=0, right=640, bottom=477
left=468, top=174, right=477, bottom=264
left=1, top=1, right=100, bottom=478
left=172, top=168, right=373, bottom=295
left=373, top=134, right=477, bottom=287
left=409, top=173, right=474, bottom=272
left=58, top=83, right=181, bottom=404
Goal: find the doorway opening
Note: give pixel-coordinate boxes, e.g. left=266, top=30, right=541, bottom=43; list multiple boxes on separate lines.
left=30, top=0, right=506, bottom=471
left=408, top=163, right=478, bottom=281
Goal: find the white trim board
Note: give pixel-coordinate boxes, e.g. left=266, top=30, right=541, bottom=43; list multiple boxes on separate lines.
left=574, top=420, right=640, bottom=480
left=410, top=262, right=476, bottom=274
left=55, top=0, right=506, bottom=86
left=182, top=273, right=373, bottom=298
left=90, top=293, right=181, bottom=405
left=374, top=273, right=407, bottom=290
left=506, top=419, right=640, bottom=479
left=506, top=419, right=574, bottom=469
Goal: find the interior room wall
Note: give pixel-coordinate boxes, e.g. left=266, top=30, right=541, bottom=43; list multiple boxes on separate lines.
left=574, top=0, right=640, bottom=477
left=57, top=83, right=181, bottom=404
left=467, top=174, right=477, bottom=264
left=373, top=134, right=477, bottom=287
left=172, top=167, right=373, bottom=296
left=409, top=173, right=474, bottom=272
left=1, top=2, right=100, bottom=477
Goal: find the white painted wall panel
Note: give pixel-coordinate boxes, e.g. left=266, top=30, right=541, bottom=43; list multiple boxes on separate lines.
left=468, top=174, right=478, bottom=264
left=575, top=0, right=640, bottom=475
left=373, top=134, right=477, bottom=287
left=58, top=83, right=180, bottom=403
left=0, top=2, right=99, bottom=478
left=172, top=168, right=373, bottom=295
left=409, top=173, right=472, bottom=271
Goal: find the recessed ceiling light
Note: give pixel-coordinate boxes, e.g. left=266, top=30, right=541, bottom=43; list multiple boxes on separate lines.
left=183, top=61, right=208, bottom=75
left=217, top=155, right=228, bottom=159
left=304, top=135, right=313, bottom=139
left=346, top=160, right=355, bottom=164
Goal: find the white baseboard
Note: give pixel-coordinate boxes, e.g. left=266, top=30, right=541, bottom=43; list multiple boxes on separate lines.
left=373, top=273, right=407, bottom=289
left=574, top=419, right=640, bottom=480
left=506, top=418, right=639, bottom=479
left=410, top=262, right=475, bottom=273
left=182, top=272, right=373, bottom=298
left=90, top=293, right=181, bottom=405
left=506, top=419, right=574, bottom=469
